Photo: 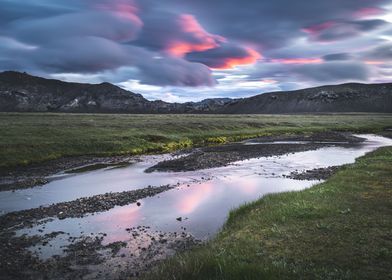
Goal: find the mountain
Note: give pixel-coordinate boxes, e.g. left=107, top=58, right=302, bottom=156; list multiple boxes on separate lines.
left=218, top=83, right=392, bottom=114
left=0, top=71, right=167, bottom=113
left=0, top=71, right=233, bottom=113
left=0, top=71, right=391, bottom=114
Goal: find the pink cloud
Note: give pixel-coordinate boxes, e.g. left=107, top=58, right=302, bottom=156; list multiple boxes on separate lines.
left=353, top=7, right=386, bottom=19
left=211, top=48, right=262, bottom=69
left=166, top=14, right=226, bottom=57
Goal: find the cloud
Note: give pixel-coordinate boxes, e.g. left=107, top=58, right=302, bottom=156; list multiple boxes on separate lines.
left=303, top=20, right=387, bottom=42
left=248, top=61, right=370, bottom=83
left=353, top=7, right=387, bottom=19
left=165, top=14, right=226, bottom=57
left=270, top=58, right=323, bottom=64
left=291, top=62, right=370, bottom=82
left=162, top=0, right=391, bottom=47
left=135, top=55, right=216, bottom=86
left=30, top=36, right=133, bottom=73
left=186, top=43, right=261, bottom=69
left=134, top=12, right=225, bottom=57
left=8, top=11, right=142, bottom=44
left=322, top=53, right=352, bottom=61
left=364, top=42, right=392, bottom=60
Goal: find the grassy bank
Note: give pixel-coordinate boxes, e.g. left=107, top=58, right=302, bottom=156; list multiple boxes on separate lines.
left=1, top=113, right=392, bottom=169
left=144, top=146, right=392, bottom=280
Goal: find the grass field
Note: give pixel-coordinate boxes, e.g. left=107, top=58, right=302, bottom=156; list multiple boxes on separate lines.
left=1, top=113, right=392, bottom=168
left=144, top=146, right=392, bottom=280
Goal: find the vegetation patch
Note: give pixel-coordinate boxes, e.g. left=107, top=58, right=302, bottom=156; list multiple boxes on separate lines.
left=1, top=113, right=392, bottom=169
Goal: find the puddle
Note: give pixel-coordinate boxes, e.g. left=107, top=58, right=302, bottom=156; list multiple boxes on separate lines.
left=2, top=134, right=392, bottom=266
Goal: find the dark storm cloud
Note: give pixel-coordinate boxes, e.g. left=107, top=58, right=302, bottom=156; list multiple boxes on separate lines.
left=304, top=19, right=387, bottom=42
left=149, top=0, right=390, bottom=48
left=0, top=1, right=74, bottom=25
left=135, top=56, right=216, bottom=86
left=292, top=62, right=369, bottom=82
left=364, top=43, right=392, bottom=60
left=185, top=43, right=260, bottom=69
left=8, top=11, right=142, bottom=44
left=0, top=0, right=391, bottom=91
left=323, top=53, right=352, bottom=61
left=248, top=61, right=370, bottom=83
left=0, top=0, right=216, bottom=86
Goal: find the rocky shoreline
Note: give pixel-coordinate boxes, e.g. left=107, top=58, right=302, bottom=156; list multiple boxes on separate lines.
left=0, top=184, right=176, bottom=230
left=146, top=132, right=364, bottom=172
left=284, top=166, right=341, bottom=181
left=1, top=225, right=201, bottom=280
left=0, top=155, right=138, bottom=191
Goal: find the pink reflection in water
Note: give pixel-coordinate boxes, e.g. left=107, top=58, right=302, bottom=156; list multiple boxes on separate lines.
left=176, top=182, right=215, bottom=215
left=93, top=204, right=142, bottom=243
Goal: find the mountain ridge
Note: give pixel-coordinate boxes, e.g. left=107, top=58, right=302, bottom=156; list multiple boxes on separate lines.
left=0, top=71, right=391, bottom=113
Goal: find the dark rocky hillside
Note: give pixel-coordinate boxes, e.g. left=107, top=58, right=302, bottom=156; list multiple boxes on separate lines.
left=219, top=83, right=392, bottom=114
left=0, top=71, right=391, bottom=113
left=0, top=71, right=150, bottom=113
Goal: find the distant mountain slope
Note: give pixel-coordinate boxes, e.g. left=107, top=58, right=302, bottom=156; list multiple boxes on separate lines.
left=219, top=83, right=392, bottom=113
left=0, top=71, right=391, bottom=113
left=0, top=71, right=158, bottom=113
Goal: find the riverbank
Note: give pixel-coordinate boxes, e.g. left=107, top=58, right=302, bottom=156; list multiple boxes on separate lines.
left=2, top=113, right=392, bottom=191
left=0, top=131, right=365, bottom=191
left=144, top=146, right=392, bottom=280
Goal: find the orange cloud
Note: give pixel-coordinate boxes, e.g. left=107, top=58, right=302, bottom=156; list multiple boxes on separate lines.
left=212, top=48, right=261, bottom=69
left=167, top=42, right=217, bottom=57
left=166, top=14, right=225, bottom=57
left=271, top=58, right=323, bottom=64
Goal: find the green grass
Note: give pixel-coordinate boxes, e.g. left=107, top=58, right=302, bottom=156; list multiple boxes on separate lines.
left=1, top=113, right=392, bottom=169
left=144, top=146, right=392, bottom=280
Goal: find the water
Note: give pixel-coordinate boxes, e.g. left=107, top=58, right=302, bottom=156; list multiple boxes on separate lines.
left=2, top=134, right=392, bottom=259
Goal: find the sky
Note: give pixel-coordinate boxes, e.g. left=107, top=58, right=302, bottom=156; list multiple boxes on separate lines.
left=1, top=0, right=392, bottom=102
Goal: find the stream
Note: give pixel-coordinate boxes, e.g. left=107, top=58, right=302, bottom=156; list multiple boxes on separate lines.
left=1, top=134, right=391, bottom=279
